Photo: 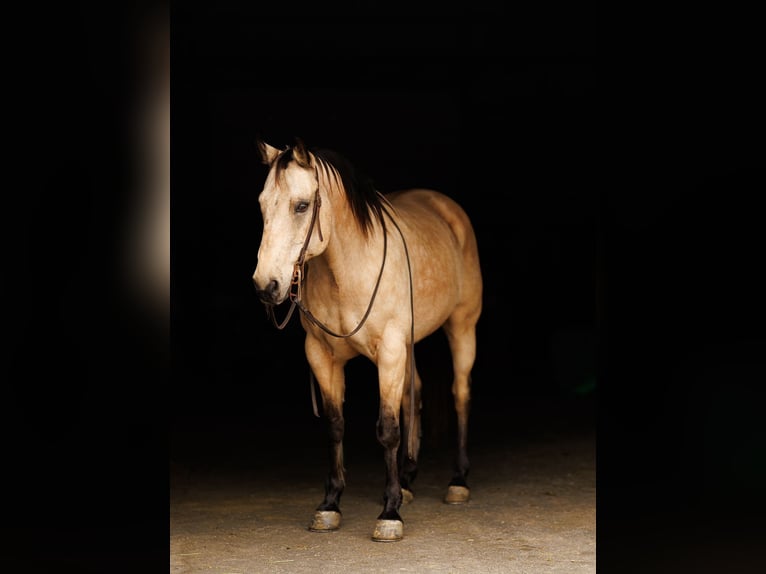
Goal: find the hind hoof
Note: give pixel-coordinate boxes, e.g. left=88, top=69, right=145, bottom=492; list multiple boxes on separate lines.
left=401, top=488, right=414, bottom=505
left=309, top=510, right=341, bottom=531
left=372, top=519, right=403, bottom=542
left=444, top=485, right=470, bottom=504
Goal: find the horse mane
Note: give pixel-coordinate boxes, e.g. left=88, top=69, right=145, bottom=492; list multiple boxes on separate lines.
left=273, top=144, right=388, bottom=238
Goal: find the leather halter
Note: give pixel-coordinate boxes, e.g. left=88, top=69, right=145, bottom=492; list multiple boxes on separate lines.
left=266, top=183, right=388, bottom=339
left=263, top=171, right=418, bottom=459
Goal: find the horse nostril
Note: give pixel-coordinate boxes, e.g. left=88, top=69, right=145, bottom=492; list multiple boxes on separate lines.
left=254, top=278, right=280, bottom=304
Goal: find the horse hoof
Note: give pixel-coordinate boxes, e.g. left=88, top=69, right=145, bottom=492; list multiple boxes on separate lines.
left=372, top=519, right=403, bottom=542
left=401, top=488, right=414, bottom=505
left=309, top=510, right=341, bottom=532
left=444, top=485, right=470, bottom=504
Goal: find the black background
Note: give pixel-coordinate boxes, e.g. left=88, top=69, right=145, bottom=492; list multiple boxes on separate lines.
left=5, top=2, right=766, bottom=572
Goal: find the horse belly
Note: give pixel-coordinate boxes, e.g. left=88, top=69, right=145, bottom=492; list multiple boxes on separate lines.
left=408, top=237, right=464, bottom=341
left=391, top=191, right=480, bottom=341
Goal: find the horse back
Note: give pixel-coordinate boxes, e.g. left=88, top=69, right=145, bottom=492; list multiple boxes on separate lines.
left=388, top=189, right=480, bottom=264
left=387, top=189, right=482, bottom=324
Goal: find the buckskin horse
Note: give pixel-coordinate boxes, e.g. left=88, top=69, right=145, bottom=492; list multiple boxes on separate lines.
left=252, top=138, right=482, bottom=541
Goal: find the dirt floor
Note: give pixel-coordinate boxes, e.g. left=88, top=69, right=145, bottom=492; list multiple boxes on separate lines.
left=170, top=398, right=595, bottom=573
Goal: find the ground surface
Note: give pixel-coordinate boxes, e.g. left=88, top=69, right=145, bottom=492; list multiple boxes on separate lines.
left=170, top=398, right=595, bottom=573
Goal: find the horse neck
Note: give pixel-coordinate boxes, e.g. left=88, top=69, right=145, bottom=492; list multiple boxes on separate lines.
left=313, top=194, right=385, bottom=293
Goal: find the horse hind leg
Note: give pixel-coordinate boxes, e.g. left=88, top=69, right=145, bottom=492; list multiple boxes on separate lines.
left=399, top=357, right=423, bottom=505
left=443, top=316, right=478, bottom=504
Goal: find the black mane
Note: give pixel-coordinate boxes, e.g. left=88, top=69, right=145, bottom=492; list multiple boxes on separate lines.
left=274, top=144, right=388, bottom=237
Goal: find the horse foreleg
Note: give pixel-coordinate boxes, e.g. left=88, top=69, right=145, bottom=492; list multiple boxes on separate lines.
left=372, top=335, right=407, bottom=542
left=305, top=337, right=347, bottom=532
left=309, top=398, right=345, bottom=531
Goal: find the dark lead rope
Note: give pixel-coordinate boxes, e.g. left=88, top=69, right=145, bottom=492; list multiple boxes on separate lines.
left=386, top=202, right=417, bottom=461
left=266, top=188, right=417, bottom=458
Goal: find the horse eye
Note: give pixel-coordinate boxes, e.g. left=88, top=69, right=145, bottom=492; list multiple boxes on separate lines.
left=295, top=201, right=310, bottom=214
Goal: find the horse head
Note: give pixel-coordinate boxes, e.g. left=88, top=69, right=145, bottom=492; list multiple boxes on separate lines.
left=252, top=138, right=330, bottom=305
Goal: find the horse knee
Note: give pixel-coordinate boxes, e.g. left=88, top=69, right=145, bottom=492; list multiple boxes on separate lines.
left=323, top=403, right=344, bottom=440
left=328, top=415, right=344, bottom=443
left=452, top=380, right=471, bottom=406
left=376, top=413, right=400, bottom=449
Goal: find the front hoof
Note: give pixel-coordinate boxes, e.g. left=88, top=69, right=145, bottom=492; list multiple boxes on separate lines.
left=309, top=510, right=341, bottom=532
left=372, top=519, right=403, bottom=542
left=401, top=488, right=414, bottom=505
left=444, top=485, right=470, bottom=504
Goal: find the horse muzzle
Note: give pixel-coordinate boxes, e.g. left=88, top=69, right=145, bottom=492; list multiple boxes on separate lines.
left=253, top=277, right=285, bottom=305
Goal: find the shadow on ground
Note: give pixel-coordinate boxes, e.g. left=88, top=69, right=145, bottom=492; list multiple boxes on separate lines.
left=171, top=396, right=595, bottom=573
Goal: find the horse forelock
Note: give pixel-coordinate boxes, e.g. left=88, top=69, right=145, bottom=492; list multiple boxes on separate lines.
left=271, top=146, right=296, bottom=183
left=269, top=144, right=387, bottom=237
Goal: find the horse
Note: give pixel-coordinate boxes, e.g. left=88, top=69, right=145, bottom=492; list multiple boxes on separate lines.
left=252, top=137, right=483, bottom=542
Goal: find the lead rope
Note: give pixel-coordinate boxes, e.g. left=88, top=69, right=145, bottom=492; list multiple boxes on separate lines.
left=382, top=200, right=417, bottom=460
left=304, top=226, right=387, bottom=420
left=294, top=226, right=387, bottom=339
left=267, top=186, right=416, bottom=459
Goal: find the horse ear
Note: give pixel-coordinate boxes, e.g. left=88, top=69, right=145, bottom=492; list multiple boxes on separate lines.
left=256, top=139, right=281, bottom=165
left=292, top=137, right=313, bottom=168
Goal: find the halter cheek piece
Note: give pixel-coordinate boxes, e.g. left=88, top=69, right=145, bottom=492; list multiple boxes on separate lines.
left=288, top=186, right=322, bottom=305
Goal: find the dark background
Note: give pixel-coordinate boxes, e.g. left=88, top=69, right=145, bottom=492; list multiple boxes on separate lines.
left=5, top=2, right=765, bottom=572
left=172, top=89, right=600, bottom=437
